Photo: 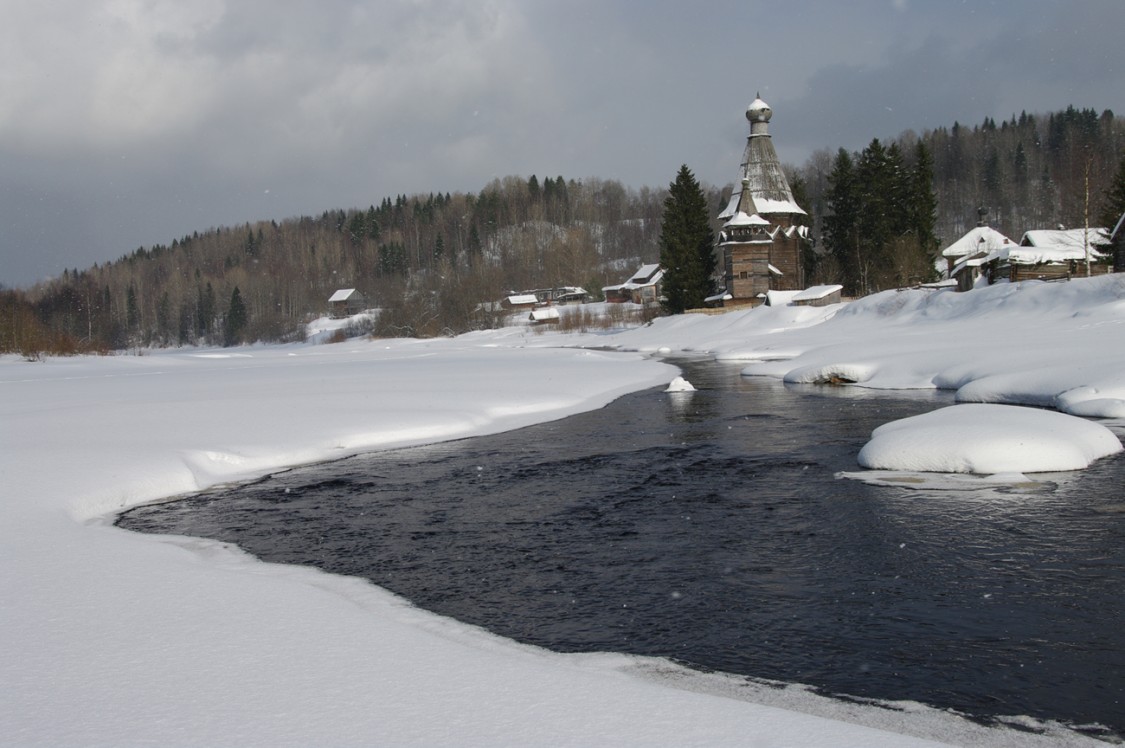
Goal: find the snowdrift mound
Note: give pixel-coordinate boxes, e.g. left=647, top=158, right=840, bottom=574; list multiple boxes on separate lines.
left=857, top=403, right=1123, bottom=474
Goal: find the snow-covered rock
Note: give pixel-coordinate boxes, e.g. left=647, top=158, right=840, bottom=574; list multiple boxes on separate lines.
left=857, top=403, right=1123, bottom=474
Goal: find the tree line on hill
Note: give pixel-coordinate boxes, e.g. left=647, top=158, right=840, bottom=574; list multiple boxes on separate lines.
left=2, top=177, right=682, bottom=356
left=2, top=106, right=1123, bottom=356
left=797, top=106, right=1125, bottom=294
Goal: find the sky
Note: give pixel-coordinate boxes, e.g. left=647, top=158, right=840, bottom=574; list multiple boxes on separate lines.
left=2, top=0, right=1123, bottom=288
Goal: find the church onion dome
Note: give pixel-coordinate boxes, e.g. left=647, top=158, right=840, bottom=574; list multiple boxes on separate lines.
left=746, top=95, right=772, bottom=124
left=724, top=211, right=770, bottom=229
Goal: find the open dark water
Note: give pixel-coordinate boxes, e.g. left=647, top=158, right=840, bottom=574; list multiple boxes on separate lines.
left=118, top=360, right=1125, bottom=738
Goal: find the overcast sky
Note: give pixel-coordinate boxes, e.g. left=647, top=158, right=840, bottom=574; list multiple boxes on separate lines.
left=2, top=0, right=1122, bottom=287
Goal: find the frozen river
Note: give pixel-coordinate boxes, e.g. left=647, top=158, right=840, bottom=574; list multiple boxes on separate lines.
left=119, top=360, right=1125, bottom=740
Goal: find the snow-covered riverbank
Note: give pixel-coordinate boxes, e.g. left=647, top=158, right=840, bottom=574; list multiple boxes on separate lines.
left=3, top=276, right=1123, bottom=746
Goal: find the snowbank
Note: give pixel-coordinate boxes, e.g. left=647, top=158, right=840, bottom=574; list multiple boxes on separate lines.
left=2, top=340, right=991, bottom=748
left=6, top=274, right=1124, bottom=746
left=857, top=403, right=1123, bottom=473
left=603, top=275, right=1125, bottom=419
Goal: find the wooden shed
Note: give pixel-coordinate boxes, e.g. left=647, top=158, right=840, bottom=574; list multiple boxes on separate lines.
left=529, top=307, right=560, bottom=325
left=501, top=294, right=539, bottom=311
left=328, top=288, right=366, bottom=318
left=791, top=284, right=843, bottom=307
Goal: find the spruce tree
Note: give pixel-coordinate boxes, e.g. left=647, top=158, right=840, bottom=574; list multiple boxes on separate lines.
left=658, top=165, right=715, bottom=314
left=125, top=284, right=140, bottom=337
left=856, top=139, right=896, bottom=265
left=823, top=149, right=861, bottom=295
left=1098, top=153, right=1125, bottom=229
left=224, top=286, right=247, bottom=347
left=909, top=141, right=939, bottom=257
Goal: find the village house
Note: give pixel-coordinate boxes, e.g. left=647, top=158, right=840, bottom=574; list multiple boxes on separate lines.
left=500, top=293, right=539, bottom=311
left=528, top=307, right=560, bottom=325
left=529, top=286, right=589, bottom=305
left=1001, top=228, right=1113, bottom=281
left=716, top=95, right=810, bottom=305
left=979, top=228, right=1110, bottom=290
left=500, top=287, right=590, bottom=308
left=328, top=288, right=366, bottom=318
left=603, top=263, right=664, bottom=305
left=943, top=208, right=1115, bottom=291
left=942, top=220, right=1017, bottom=292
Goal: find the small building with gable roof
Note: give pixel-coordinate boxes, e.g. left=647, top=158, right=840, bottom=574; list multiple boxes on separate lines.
left=603, top=263, right=664, bottom=305
left=328, top=288, right=366, bottom=318
left=941, top=225, right=1015, bottom=277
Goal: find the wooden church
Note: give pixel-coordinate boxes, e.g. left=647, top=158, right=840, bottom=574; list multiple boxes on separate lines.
left=716, top=95, right=810, bottom=304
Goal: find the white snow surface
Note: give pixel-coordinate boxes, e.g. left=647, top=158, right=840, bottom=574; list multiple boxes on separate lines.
left=665, top=375, right=697, bottom=392
left=6, top=275, right=1125, bottom=747
left=857, top=403, right=1123, bottom=473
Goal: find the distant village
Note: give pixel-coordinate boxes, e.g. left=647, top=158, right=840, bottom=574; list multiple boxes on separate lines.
left=330, top=95, right=1123, bottom=326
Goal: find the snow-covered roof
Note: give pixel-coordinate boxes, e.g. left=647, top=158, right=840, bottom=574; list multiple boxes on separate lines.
left=717, top=193, right=741, bottom=221
left=952, top=253, right=991, bottom=274
left=1002, top=246, right=1107, bottom=265
left=1019, top=228, right=1110, bottom=251
left=719, top=99, right=807, bottom=221
left=721, top=191, right=807, bottom=219
left=764, top=290, right=801, bottom=306
left=605, top=266, right=663, bottom=295
left=750, top=196, right=807, bottom=215
left=529, top=308, right=560, bottom=322
left=975, top=228, right=1109, bottom=265
left=506, top=294, right=539, bottom=305
left=792, top=284, right=843, bottom=302
left=628, top=264, right=662, bottom=284
left=329, top=288, right=359, bottom=302
left=941, top=227, right=1014, bottom=259
left=768, top=264, right=783, bottom=276
left=723, top=211, right=770, bottom=228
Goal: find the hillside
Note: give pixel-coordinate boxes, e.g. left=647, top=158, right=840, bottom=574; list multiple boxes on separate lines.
left=3, top=105, right=1123, bottom=356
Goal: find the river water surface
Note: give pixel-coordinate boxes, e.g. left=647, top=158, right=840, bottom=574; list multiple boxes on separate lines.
left=118, top=360, right=1125, bottom=738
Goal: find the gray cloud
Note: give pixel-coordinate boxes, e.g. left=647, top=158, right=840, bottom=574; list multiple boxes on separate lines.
left=2, top=0, right=1123, bottom=286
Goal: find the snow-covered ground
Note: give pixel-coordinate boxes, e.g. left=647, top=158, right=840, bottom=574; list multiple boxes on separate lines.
left=3, top=276, right=1123, bottom=747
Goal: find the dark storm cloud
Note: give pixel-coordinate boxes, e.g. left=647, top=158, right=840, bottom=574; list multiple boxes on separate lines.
left=775, top=0, right=1124, bottom=161
left=1, top=0, right=1122, bottom=287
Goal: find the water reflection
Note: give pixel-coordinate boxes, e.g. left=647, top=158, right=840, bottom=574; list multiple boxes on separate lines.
left=665, top=389, right=702, bottom=422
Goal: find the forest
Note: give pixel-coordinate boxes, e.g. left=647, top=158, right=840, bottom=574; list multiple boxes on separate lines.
left=3, top=105, right=1123, bottom=357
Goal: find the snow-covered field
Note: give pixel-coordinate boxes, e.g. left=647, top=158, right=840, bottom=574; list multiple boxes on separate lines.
left=3, top=276, right=1124, bottom=747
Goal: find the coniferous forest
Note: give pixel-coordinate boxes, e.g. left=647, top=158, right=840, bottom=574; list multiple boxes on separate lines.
left=3, top=106, right=1124, bottom=356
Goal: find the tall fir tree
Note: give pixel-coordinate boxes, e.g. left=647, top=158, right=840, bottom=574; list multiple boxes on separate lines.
left=908, top=141, right=939, bottom=268
left=224, top=286, right=248, bottom=347
left=1098, top=152, right=1125, bottom=229
left=658, top=165, right=715, bottom=314
left=124, top=283, right=141, bottom=342
left=855, top=139, right=897, bottom=268
left=823, top=149, right=861, bottom=295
